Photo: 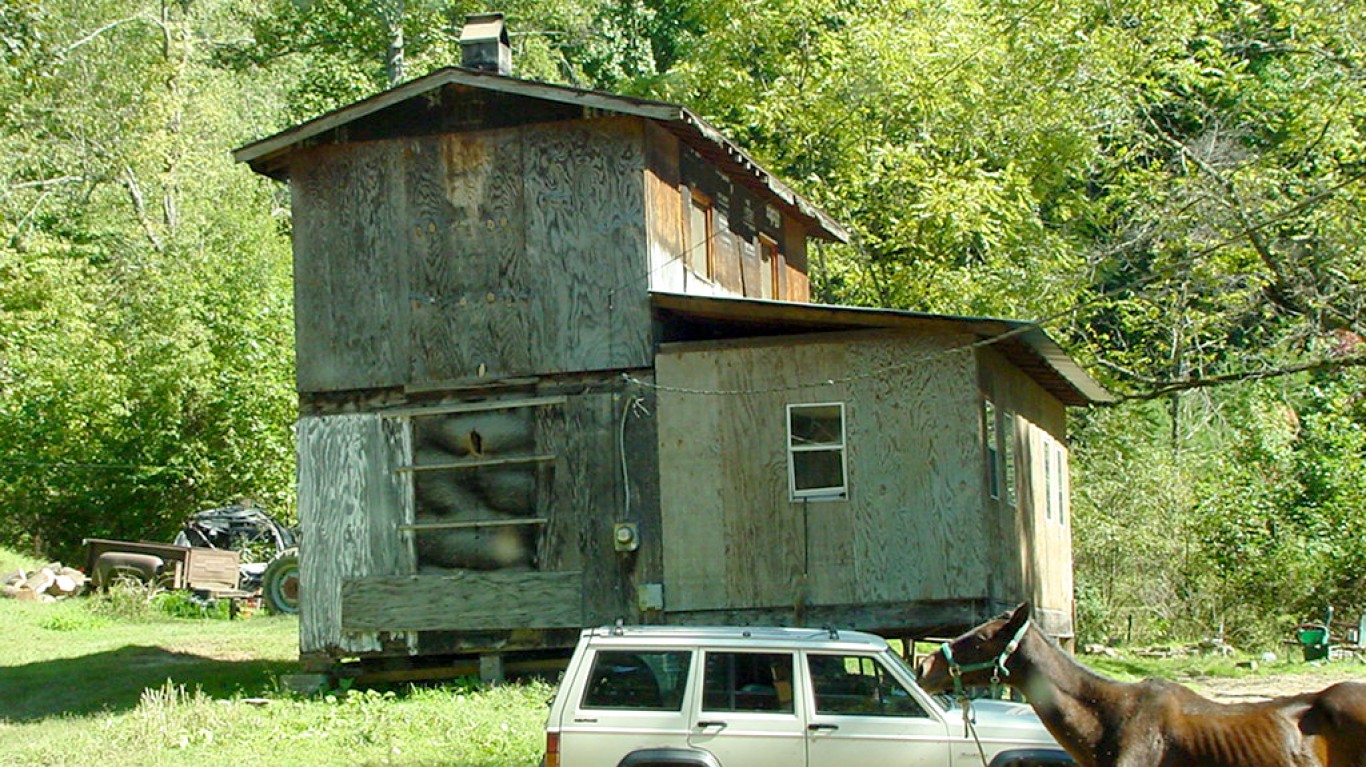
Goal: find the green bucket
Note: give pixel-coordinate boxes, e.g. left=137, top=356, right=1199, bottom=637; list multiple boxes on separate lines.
left=1297, top=626, right=1330, bottom=662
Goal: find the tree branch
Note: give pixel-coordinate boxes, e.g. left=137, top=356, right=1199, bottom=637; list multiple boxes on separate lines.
left=1102, top=353, right=1366, bottom=404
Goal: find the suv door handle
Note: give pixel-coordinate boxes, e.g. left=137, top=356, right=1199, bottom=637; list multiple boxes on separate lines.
left=696, top=721, right=727, bottom=729
left=808, top=723, right=839, bottom=732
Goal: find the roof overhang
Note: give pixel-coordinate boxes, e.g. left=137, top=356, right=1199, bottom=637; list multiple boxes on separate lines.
left=233, top=67, right=848, bottom=243
left=650, top=292, right=1114, bottom=406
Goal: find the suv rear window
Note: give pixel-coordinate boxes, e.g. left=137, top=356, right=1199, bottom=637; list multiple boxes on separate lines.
left=581, top=650, right=692, bottom=711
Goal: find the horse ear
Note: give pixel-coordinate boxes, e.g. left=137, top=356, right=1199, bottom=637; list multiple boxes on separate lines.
left=1006, top=602, right=1032, bottom=630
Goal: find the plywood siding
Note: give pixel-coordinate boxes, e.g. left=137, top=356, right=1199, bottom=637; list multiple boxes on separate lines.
left=535, top=390, right=644, bottom=624
left=290, top=117, right=654, bottom=394
left=341, top=571, right=582, bottom=631
left=291, top=143, right=410, bottom=392
left=523, top=119, right=652, bottom=375
left=645, top=124, right=686, bottom=294
left=297, top=413, right=411, bottom=655
left=978, top=347, right=1073, bottom=633
left=658, top=331, right=985, bottom=618
left=847, top=338, right=985, bottom=604
left=408, top=131, right=532, bottom=382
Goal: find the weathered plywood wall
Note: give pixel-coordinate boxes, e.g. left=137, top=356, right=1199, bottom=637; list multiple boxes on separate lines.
left=297, top=413, right=411, bottom=655
left=333, top=382, right=662, bottom=641
left=289, top=117, right=653, bottom=394
left=978, top=347, right=1073, bottom=635
left=657, top=330, right=986, bottom=622
left=291, top=143, right=411, bottom=392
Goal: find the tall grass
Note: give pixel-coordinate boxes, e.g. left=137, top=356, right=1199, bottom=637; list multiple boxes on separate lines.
left=5, top=679, right=552, bottom=767
left=0, top=544, right=549, bottom=766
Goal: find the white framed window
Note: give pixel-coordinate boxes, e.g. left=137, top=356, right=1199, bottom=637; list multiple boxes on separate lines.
left=787, top=402, right=847, bottom=501
left=984, top=398, right=1000, bottom=500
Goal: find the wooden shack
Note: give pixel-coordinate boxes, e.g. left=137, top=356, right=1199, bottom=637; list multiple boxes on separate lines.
left=235, top=16, right=1111, bottom=670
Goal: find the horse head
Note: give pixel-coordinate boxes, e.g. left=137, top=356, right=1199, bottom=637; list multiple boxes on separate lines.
left=917, top=602, right=1032, bottom=696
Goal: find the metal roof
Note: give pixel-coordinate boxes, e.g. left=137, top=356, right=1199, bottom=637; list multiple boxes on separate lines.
left=651, top=291, right=1114, bottom=406
left=233, top=67, right=848, bottom=243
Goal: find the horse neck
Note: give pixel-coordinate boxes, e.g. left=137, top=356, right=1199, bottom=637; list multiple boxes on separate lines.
left=1009, top=627, right=1129, bottom=764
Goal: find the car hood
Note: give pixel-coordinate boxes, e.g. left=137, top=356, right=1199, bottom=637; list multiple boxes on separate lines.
left=944, top=699, right=1059, bottom=744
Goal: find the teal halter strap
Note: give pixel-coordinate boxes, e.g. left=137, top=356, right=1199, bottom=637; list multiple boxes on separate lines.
left=939, top=618, right=1032, bottom=699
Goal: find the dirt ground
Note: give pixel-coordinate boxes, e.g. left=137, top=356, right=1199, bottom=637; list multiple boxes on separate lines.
left=1186, top=666, right=1366, bottom=703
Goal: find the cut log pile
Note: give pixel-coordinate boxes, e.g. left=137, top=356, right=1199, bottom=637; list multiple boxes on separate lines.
left=2, top=563, right=87, bottom=601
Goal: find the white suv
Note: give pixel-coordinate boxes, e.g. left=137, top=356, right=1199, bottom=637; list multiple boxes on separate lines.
left=543, top=624, right=1073, bottom=767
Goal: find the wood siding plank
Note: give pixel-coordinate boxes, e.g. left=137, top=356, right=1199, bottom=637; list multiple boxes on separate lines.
left=408, top=131, right=532, bottom=384
left=656, top=351, right=729, bottom=611
left=978, top=347, right=1073, bottom=631
left=298, top=413, right=409, bottom=655
left=341, top=571, right=582, bottom=631
left=523, top=118, right=652, bottom=374
left=536, top=391, right=632, bottom=623
left=290, top=143, right=409, bottom=392
left=848, top=337, right=983, bottom=604
left=645, top=123, right=686, bottom=294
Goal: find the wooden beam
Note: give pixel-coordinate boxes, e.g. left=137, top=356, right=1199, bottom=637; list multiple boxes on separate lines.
left=395, top=454, right=555, bottom=472
left=398, top=518, right=547, bottom=532
left=383, top=395, right=566, bottom=418
left=341, top=571, right=583, bottom=632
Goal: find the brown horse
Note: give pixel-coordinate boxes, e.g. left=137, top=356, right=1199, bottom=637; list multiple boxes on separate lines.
left=916, top=604, right=1366, bottom=767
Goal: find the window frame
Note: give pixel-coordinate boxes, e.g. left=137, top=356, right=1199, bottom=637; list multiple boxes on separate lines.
left=579, top=648, right=694, bottom=712
left=787, top=402, right=849, bottom=502
left=701, top=650, right=797, bottom=715
left=758, top=234, right=781, bottom=300
left=687, top=188, right=715, bottom=281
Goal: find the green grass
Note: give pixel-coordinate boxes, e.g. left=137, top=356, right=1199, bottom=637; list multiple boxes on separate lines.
left=5, top=540, right=1363, bottom=767
left=0, top=547, right=550, bottom=767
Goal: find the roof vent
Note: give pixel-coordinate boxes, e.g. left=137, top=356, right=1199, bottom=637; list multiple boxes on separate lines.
left=460, top=13, right=511, bottom=75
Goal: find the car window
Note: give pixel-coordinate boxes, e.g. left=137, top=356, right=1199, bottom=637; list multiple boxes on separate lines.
left=581, top=650, right=692, bottom=711
left=702, top=651, right=795, bottom=713
left=808, top=653, right=929, bottom=717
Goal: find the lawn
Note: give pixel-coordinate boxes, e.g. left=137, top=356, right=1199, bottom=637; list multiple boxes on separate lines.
left=0, top=548, right=549, bottom=767
left=5, top=545, right=1364, bottom=767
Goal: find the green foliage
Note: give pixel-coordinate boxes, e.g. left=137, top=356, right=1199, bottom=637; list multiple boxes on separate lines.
left=1, top=0, right=1363, bottom=644
left=0, top=0, right=296, bottom=560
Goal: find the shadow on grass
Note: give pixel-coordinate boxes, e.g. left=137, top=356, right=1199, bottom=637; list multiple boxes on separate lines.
left=0, top=645, right=299, bottom=722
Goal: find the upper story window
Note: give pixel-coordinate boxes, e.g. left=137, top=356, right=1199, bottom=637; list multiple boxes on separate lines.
left=787, top=403, right=848, bottom=501
left=759, top=235, right=780, bottom=300
left=687, top=189, right=714, bottom=280
left=1050, top=439, right=1066, bottom=525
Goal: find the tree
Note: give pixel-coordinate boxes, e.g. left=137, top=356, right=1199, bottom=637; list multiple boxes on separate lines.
left=0, top=0, right=295, bottom=561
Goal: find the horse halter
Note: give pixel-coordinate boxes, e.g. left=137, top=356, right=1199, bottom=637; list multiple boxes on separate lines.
left=939, top=618, right=1031, bottom=699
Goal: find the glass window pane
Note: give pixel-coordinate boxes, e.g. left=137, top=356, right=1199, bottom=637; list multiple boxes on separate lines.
left=808, top=654, right=927, bottom=718
left=702, top=652, right=795, bottom=713
left=689, top=198, right=710, bottom=276
left=582, top=650, right=692, bottom=711
left=790, top=405, right=843, bottom=447
left=792, top=450, right=844, bottom=493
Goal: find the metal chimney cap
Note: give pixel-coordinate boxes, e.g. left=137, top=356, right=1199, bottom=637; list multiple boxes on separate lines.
left=460, top=12, right=509, bottom=45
